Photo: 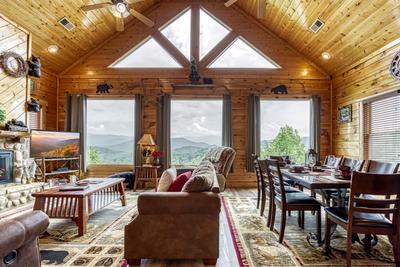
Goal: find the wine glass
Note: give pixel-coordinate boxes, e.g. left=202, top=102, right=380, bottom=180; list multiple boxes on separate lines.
left=308, top=154, right=316, bottom=171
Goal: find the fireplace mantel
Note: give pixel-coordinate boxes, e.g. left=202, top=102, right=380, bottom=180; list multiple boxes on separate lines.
left=0, top=130, right=30, bottom=139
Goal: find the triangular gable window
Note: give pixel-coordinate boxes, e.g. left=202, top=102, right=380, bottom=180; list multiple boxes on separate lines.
left=199, top=8, right=230, bottom=59
left=112, top=37, right=182, bottom=68
left=209, top=37, right=278, bottom=69
left=161, top=8, right=191, bottom=60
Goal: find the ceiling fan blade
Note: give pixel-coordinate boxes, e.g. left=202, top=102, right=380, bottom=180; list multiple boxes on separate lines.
left=129, top=9, right=155, bottom=27
left=257, top=0, right=266, bottom=19
left=125, top=0, right=145, bottom=4
left=224, top=0, right=239, bottom=7
left=115, top=15, right=124, bottom=31
left=81, top=3, right=112, bottom=11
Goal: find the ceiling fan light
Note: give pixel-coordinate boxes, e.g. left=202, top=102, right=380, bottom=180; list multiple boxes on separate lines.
left=116, top=2, right=127, bottom=13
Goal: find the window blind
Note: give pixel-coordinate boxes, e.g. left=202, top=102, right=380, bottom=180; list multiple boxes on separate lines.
left=363, top=92, right=400, bottom=162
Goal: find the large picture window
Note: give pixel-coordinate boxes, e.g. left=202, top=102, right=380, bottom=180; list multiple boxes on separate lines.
left=260, top=100, right=311, bottom=163
left=87, top=98, right=135, bottom=165
left=171, top=99, right=222, bottom=166
left=363, top=92, right=400, bottom=162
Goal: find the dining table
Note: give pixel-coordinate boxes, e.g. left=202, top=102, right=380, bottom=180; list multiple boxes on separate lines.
left=280, top=166, right=378, bottom=251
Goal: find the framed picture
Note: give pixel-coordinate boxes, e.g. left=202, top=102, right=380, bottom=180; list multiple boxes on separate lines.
left=338, top=104, right=352, bottom=123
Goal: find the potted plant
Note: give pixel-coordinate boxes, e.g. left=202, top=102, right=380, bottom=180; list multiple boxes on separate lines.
left=0, top=105, right=6, bottom=127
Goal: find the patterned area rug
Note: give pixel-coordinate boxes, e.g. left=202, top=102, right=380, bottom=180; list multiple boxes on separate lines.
left=222, top=196, right=396, bottom=266
left=40, top=192, right=139, bottom=267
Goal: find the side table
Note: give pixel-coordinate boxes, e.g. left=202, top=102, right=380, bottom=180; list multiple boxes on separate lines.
left=133, top=165, right=161, bottom=191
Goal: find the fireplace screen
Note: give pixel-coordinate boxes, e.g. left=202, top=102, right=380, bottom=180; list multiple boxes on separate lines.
left=0, top=150, right=13, bottom=184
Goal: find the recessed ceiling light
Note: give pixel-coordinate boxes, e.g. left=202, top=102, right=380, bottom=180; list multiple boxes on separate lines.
left=302, top=69, right=309, bottom=76
left=47, top=45, right=59, bottom=53
left=321, top=51, right=331, bottom=60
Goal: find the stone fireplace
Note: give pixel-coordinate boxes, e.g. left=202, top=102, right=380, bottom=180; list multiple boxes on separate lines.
left=0, top=136, right=30, bottom=184
left=0, top=133, right=46, bottom=213
left=0, top=150, right=13, bottom=184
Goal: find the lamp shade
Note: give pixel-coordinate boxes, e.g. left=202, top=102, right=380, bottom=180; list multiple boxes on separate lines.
left=137, top=134, right=156, bottom=145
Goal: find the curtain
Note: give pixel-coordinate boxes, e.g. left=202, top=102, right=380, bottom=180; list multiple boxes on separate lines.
left=65, top=94, right=87, bottom=171
left=156, top=94, right=171, bottom=170
left=222, top=94, right=233, bottom=148
left=134, top=94, right=144, bottom=166
left=246, top=94, right=260, bottom=171
left=310, top=95, right=321, bottom=161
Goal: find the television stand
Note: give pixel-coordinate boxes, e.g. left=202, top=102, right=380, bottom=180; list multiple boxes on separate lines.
left=34, top=155, right=82, bottom=182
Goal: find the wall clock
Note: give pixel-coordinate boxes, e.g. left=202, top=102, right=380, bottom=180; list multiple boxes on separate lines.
left=390, top=50, right=400, bottom=80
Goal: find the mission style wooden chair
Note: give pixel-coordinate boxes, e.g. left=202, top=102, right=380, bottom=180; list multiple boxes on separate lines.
left=252, top=154, right=262, bottom=211
left=262, top=159, right=321, bottom=243
left=324, top=171, right=400, bottom=266
left=366, top=160, right=400, bottom=174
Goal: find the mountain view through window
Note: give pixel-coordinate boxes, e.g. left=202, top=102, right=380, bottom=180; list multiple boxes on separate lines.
left=260, top=100, right=310, bottom=163
left=87, top=99, right=135, bottom=164
left=171, top=100, right=222, bottom=166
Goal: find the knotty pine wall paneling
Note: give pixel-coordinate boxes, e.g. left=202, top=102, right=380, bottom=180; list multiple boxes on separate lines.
left=58, top=1, right=331, bottom=187
left=332, top=39, right=400, bottom=159
left=0, top=14, right=30, bottom=124
left=30, top=69, right=58, bottom=130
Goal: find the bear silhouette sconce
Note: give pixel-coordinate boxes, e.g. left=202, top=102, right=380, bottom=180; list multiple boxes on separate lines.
left=270, top=84, right=288, bottom=94
left=96, top=83, right=113, bottom=94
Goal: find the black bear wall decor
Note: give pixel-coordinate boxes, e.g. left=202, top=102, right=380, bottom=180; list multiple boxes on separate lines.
left=27, top=98, right=41, bottom=112
left=28, top=56, right=41, bottom=78
left=271, top=84, right=288, bottom=94
left=96, top=83, right=113, bottom=94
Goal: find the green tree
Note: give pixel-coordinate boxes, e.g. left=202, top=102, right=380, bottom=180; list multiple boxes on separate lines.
left=88, top=146, right=101, bottom=164
left=261, top=125, right=306, bottom=163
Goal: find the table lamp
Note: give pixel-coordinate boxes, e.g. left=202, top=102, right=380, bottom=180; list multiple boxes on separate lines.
left=137, top=134, right=156, bottom=165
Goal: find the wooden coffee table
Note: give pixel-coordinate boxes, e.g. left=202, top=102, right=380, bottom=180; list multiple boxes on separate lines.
left=32, top=178, right=126, bottom=236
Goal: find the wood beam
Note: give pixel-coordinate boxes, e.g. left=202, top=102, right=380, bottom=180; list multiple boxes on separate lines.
left=257, top=0, right=266, bottom=19
left=191, top=4, right=200, bottom=62
left=198, top=31, right=238, bottom=69
left=152, top=31, right=190, bottom=68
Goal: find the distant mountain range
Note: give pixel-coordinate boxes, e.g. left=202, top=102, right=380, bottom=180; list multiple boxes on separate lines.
left=88, top=134, right=215, bottom=165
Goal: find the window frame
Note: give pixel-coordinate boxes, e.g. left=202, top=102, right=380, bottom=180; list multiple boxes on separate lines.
left=259, top=97, right=312, bottom=162
left=361, top=90, right=400, bottom=162
left=86, top=96, right=136, bottom=168
left=170, top=96, right=223, bottom=167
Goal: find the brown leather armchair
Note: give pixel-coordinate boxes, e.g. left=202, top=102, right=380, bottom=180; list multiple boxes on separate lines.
left=0, top=211, right=49, bottom=267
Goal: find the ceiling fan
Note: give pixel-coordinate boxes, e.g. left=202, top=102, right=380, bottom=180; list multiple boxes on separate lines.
left=81, top=0, right=155, bottom=31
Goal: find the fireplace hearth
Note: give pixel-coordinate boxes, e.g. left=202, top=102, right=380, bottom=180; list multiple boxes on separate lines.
left=0, top=150, right=13, bottom=184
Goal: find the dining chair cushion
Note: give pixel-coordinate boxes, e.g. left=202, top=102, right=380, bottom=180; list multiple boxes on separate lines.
left=284, top=186, right=301, bottom=193
left=325, top=207, right=393, bottom=228
left=284, top=192, right=321, bottom=206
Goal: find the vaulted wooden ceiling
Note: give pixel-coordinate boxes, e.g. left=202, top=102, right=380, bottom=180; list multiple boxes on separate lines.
left=0, top=0, right=157, bottom=74
left=1, top=0, right=399, bottom=75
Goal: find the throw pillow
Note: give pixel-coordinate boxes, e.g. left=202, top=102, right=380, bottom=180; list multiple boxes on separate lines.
left=157, top=167, right=176, bottom=192
left=168, top=171, right=192, bottom=192
left=182, top=161, right=215, bottom=192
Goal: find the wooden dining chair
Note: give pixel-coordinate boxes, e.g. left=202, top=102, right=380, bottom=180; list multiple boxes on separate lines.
left=324, top=155, right=344, bottom=168
left=262, top=159, right=321, bottom=243
left=366, top=160, right=399, bottom=174
left=252, top=154, right=262, bottom=210
left=324, top=171, right=400, bottom=266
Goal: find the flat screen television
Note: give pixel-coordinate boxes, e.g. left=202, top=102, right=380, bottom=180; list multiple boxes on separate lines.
left=30, top=130, right=80, bottom=158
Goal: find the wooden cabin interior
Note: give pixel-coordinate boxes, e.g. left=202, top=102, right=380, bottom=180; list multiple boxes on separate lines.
left=0, top=0, right=399, bottom=266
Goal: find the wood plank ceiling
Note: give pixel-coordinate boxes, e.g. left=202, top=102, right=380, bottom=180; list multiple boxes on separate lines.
left=0, top=0, right=157, bottom=74
left=236, top=0, right=400, bottom=74
left=0, top=0, right=399, bottom=75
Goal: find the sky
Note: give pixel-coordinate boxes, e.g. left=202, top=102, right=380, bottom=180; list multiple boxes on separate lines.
left=260, top=100, right=310, bottom=141
left=87, top=99, right=135, bottom=136
left=171, top=100, right=223, bottom=145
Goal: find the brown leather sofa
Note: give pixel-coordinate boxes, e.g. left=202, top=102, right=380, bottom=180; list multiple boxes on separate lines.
left=125, top=159, right=223, bottom=266
left=0, top=211, right=49, bottom=267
